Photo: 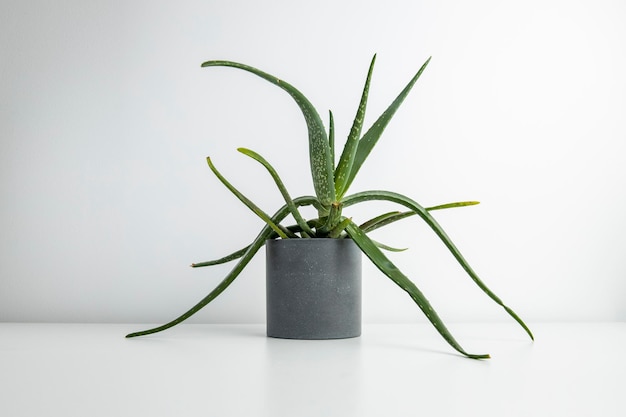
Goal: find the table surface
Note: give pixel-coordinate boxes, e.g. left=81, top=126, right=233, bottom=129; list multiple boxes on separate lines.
left=1, top=322, right=624, bottom=417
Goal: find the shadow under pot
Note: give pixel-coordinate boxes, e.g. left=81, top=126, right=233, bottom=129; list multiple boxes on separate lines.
left=265, top=238, right=362, bottom=340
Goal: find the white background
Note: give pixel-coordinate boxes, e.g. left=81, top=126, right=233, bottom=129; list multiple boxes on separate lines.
left=1, top=0, right=625, bottom=325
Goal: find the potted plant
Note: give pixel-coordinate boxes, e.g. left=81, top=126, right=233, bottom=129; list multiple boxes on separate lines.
left=126, top=55, right=533, bottom=359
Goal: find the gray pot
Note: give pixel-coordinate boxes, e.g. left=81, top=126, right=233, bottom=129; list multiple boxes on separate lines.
left=266, top=238, right=362, bottom=339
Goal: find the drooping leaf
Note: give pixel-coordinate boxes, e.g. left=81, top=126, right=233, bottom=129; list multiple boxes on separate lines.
left=237, top=147, right=314, bottom=237
left=345, top=221, right=490, bottom=359
left=343, top=190, right=534, bottom=341
left=334, top=54, right=376, bottom=199
left=341, top=57, right=431, bottom=193
left=191, top=245, right=251, bottom=268
left=126, top=230, right=269, bottom=338
left=201, top=60, right=336, bottom=208
left=127, top=196, right=319, bottom=338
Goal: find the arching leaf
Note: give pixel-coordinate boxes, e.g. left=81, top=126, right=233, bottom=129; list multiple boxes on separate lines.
left=126, top=196, right=318, bottom=338
left=201, top=60, right=335, bottom=208
left=343, top=190, right=534, bottom=341
left=345, top=220, right=490, bottom=359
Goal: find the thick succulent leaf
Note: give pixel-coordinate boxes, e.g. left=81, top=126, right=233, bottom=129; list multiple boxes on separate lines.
left=206, top=157, right=288, bottom=239
left=342, top=57, right=431, bottom=193
left=362, top=211, right=415, bottom=233
left=192, top=199, right=324, bottom=267
left=278, top=224, right=299, bottom=238
left=427, top=201, right=480, bottom=211
left=201, top=60, right=336, bottom=207
left=361, top=201, right=480, bottom=233
left=328, top=216, right=353, bottom=238
left=237, top=147, right=314, bottom=236
left=328, top=110, right=335, bottom=169
left=345, top=221, right=489, bottom=359
left=343, top=190, right=534, bottom=341
left=317, top=201, right=343, bottom=235
left=359, top=210, right=403, bottom=232
left=288, top=218, right=322, bottom=234
left=372, top=240, right=408, bottom=252
left=127, top=196, right=319, bottom=338
left=334, top=54, right=376, bottom=198
left=126, top=229, right=270, bottom=338
left=191, top=245, right=250, bottom=268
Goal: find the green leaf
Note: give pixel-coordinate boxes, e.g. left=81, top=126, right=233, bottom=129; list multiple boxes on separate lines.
left=201, top=60, right=336, bottom=208
left=126, top=231, right=268, bottom=338
left=328, top=216, right=352, bottom=238
left=191, top=245, right=250, bottom=268
left=372, top=240, right=408, bottom=252
left=287, top=218, right=323, bottom=234
left=328, top=110, right=335, bottom=169
left=237, top=147, right=315, bottom=237
left=317, top=201, right=343, bottom=236
left=206, top=156, right=288, bottom=239
left=360, top=201, right=480, bottom=233
left=278, top=224, right=299, bottom=238
left=126, top=196, right=319, bottom=338
left=334, top=54, right=376, bottom=199
left=342, top=57, right=431, bottom=193
left=345, top=221, right=490, bottom=359
left=427, top=201, right=480, bottom=211
left=359, top=210, right=404, bottom=232
left=343, top=190, right=534, bottom=341
left=362, top=211, right=415, bottom=233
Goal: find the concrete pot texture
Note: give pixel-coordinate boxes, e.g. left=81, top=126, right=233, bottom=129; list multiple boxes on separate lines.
left=265, top=238, right=362, bottom=339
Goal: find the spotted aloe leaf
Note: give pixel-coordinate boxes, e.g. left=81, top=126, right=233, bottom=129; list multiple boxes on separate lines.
left=341, top=57, right=431, bottom=194
left=345, top=220, right=490, bottom=359
left=201, top=60, right=336, bottom=209
left=343, top=190, right=534, bottom=341
left=359, top=210, right=404, bottom=232
left=128, top=56, right=533, bottom=359
left=328, top=110, right=335, bottom=168
left=334, top=54, right=376, bottom=199
left=126, top=196, right=319, bottom=338
left=360, top=201, right=480, bottom=233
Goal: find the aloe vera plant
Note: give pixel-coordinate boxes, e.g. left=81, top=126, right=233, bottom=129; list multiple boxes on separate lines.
left=126, top=55, right=533, bottom=359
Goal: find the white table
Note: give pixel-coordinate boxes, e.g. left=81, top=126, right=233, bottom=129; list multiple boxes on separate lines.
left=1, top=323, right=624, bottom=416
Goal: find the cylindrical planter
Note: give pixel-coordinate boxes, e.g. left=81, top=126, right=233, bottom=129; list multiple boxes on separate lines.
left=266, top=238, right=362, bottom=339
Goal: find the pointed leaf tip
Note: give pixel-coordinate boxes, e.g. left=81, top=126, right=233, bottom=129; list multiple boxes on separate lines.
left=341, top=56, right=432, bottom=193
